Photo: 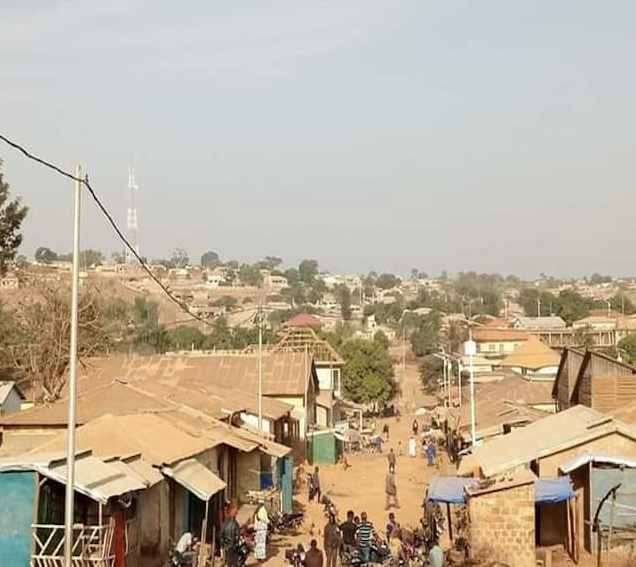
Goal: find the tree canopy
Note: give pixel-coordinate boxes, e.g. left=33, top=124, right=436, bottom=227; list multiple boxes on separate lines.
left=0, top=160, right=28, bottom=275
left=35, top=246, right=57, bottom=264
left=200, top=250, right=221, bottom=268
left=618, top=335, right=636, bottom=366
left=340, top=338, right=397, bottom=406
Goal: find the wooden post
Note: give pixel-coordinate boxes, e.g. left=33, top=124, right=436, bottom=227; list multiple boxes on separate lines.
left=200, top=500, right=210, bottom=567
left=211, top=523, right=216, bottom=567
left=446, top=503, right=453, bottom=543
left=607, top=490, right=617, bottom=567
left=566, top=497, right=573, bottom=557
left=573, top=496, right=580, bottom=565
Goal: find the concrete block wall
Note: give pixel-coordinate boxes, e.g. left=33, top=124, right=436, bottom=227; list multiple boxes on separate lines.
left=468, top=480, right=535, bottom=567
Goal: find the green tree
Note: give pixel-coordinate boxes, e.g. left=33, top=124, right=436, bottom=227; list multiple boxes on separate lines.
left=572, top=326, right=595, bottom=350
left=212, top=295, right=239, bottom=311
left=298, top=259, right=319, bottom=284
left=409, top=313, right=442, bottom=357
left=373, top=330, right=389, bottom=350
left=334, top=284, right=352, bottom=320
left=340, top=339, right=397, bottom=406
left=58, top=249, right=104, bottom=266
left=200, top=250, right=221, bottom=268
left=260, top=256, right=283, bottom=270
left=589, top=273, right=612, bottom=285
left=419, top=355, right=443, bottom=394
left=376, top=273, right=400, bottom=290
left=0, top=160, right=28, bottom=275
left=34, top=246, right=58, bottom=264
left=167, top=325, right=205, bottom=350
left=238, top=264, right=263, bottom=287
left=618, top=335, right=636, bottom=366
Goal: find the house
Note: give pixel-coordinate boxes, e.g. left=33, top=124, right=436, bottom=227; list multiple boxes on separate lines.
left=552, top=348, right=636, bottom=412
left=513, top=316, right=567, bottom=331
left=0, top=381, right=24, bottom=417
left=0, top=450, right=151, bottom=567
left=448, top=375, right=554, bottom=448
left=458, top=406, right=636, bottom=553
left=500, top=336, right=560, bottom=380
left=271, top=326, right=345, bottom=428
left=572, top=315, right=617, bottom=331
left=472, top=328, right=530, bottom=359
left=285, top=312, right=324, bottom=330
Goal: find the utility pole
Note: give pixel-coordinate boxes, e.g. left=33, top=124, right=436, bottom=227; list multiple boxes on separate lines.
left=463, top=325, right=477, bottom=446
left=457, top=359, right=462, bottom=407
left=537, top=298, right=541, bottom=317
left=258, top=299, right=263, bottom=432
left=64, top=165, right=82, bottom=567
left=442, top=353, right=448, bottom=406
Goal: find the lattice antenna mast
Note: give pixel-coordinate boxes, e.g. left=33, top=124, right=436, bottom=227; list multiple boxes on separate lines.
left=125, top=165, right=140, bottom=263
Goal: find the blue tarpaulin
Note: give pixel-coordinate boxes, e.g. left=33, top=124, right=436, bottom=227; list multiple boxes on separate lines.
left=428, top=476, right=479, bottom=504
left=534, top=477, right=575, bottom=504
left=428, top=475, right=575, bottom=505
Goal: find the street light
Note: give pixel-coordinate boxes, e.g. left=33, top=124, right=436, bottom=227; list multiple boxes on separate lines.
left=463, top=330, right=477, bottom=446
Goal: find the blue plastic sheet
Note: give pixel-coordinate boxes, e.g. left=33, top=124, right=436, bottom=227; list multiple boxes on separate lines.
left=534, top=476, right=575, bottom=504
left=428, top=475, right=478, bottom=504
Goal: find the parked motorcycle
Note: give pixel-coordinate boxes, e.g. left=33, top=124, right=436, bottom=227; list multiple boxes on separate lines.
left=270, top=511, right=304, bottom=534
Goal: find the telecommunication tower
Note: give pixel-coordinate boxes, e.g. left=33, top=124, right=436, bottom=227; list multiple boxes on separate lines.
left=125, top=166, right=140, bottom=263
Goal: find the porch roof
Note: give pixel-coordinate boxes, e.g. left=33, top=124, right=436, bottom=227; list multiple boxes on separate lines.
left=162, top=458, right=226, bottom=501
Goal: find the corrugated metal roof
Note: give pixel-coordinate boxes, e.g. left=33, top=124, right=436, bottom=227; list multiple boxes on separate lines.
left=0, top=452, right=146, bottom=504
left=162, top=458, right=226, bottom=501
left=0, top=381, right=23, bottom=404
left=459, top=405, right=636, bottom=477
left=501, top=336, right=560, bottom=370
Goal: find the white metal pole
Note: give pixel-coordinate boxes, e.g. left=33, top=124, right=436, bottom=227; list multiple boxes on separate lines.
left=457, top=360, right=462, bottom=407
left=469, top=327, right=476, bottom=446
left=64, top=165, right=82, bottom=567
left=258, top=301, right=263, bottom=432
left=442, top=355, right=448, bottom=406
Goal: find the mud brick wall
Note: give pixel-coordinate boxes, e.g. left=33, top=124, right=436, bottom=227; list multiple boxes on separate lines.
left=468, top=480, right=535, bottom=567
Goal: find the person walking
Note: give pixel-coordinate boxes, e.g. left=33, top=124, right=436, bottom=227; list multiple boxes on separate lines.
left=385, top=471, right=399, bottom=510
left=356, top=512, right=375, bottom=565
left=412, top=419, right=419, bottom=437
left=221, top=502, right=241, bottom=567
left=382, top=422, right=390, bottom=441
left=323, top=514, right=341, bottom=567
left=375, top=434, right=383, bottom=454
left=310, top=466, right=322, bottom=502
left=253, top=498, right=269, bottom=561
left=305, top=539, right=324, bottom=567
left=426, top=440, right=437, bottom=467
left=387, top=448, right=396, bottom=472
left=408, top=435, right=416, bottom=458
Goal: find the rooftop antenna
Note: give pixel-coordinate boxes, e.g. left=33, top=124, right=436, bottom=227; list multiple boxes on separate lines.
left=125, top=164, right=140, bottom=263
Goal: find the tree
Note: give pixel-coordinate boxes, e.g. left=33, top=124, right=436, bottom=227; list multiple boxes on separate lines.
left=419, top=355, right=443, bottom=394
left=171, top=247, right=189, bottom=268
left=618, top=335, right=636, bottom=366
left=409, top=313, right=442, bottom=357
left=376, top=273, right=400, bottom=290
left=212, top=295, right=238, bottom=311
left=298, top=259, right=319, bottom=284
left=373, top=330, right=389, bottom=350
left=3, top=284, right=111, bottom=399
left=238, top=264, right=263, bottom=287
left=111, top=251, right=125, bottom=264
left=58, top=249, right=104, bottom=267
left=200, top=250, right=221, bottom=268
left=260, top=256, right=283, bottom=270
left=34, top=246, right=58, bottom=264
left=0, top=160, right=28, bottom=275
left=334, top=284, right=352, bottom=320
left=573, top=326, right=595, bottom=350
left=589, top=273, right=612, bottom=285
left=167, top=325, right=205, bottom=350
left=340, top=339, right=397, bottom=406
left=445, top=320, right=468, bottom=353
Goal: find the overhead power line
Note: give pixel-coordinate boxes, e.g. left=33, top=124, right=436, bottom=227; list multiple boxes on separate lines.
left=0, top=133, right=219, bottom=328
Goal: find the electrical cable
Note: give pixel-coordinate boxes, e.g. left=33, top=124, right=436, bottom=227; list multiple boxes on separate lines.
left=0, top=133, right=219, bottom=328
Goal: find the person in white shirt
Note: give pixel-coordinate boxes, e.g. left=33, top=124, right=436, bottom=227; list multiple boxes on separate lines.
left=174, top=532, right=198, bottom=565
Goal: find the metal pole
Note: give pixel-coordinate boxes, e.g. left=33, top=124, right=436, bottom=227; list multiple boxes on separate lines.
left=469, top=327, right=476, bottom=446
left=258, top=301, right=263, bottom=432
left=442, top=356, right=448, bottom=407
left=457, top=360, right=462, bottom=407
left=64, top=165, right=82, bottom=567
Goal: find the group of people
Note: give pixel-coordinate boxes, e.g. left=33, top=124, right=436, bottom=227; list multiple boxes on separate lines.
left=304, top=507, right=445, bottom=567
left=408, top=418, right=438, bottom=466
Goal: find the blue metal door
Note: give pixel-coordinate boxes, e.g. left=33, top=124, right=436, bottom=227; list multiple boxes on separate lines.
left=0, top=472, right=36, bottom=567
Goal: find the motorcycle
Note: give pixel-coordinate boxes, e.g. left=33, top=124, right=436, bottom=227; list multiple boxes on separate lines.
left=270, top=511, right=304, bottom=534
left=236, top=535, right=252, bottom=567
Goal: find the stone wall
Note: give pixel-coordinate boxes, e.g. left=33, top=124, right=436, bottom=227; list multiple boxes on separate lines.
left=467, top=479, right=535, bottom=567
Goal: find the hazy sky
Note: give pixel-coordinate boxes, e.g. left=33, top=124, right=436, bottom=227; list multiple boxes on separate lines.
left=1, top=1, right=635, bottom=278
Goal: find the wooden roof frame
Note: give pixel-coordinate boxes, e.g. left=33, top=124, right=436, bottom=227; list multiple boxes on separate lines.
left=271, top=327, right=344, bottom=366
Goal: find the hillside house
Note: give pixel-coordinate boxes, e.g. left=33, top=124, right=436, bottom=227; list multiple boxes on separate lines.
left=472, top=328, right=530, bottom=359
left=501, top=336, right=560, bottom=380
left=513, top=316, right=567, bottom=332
